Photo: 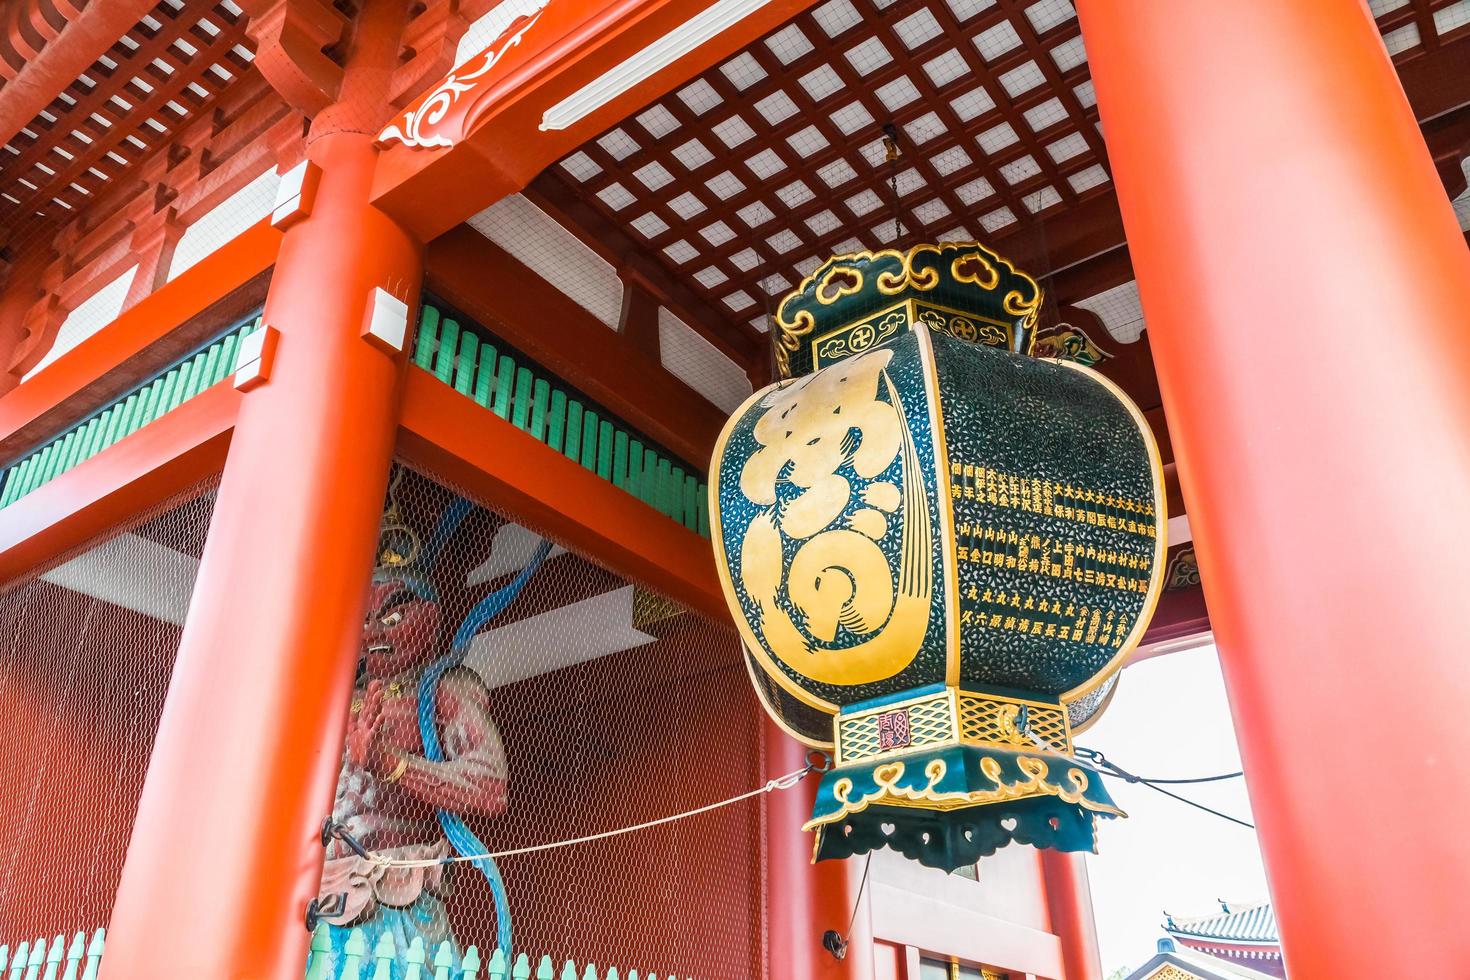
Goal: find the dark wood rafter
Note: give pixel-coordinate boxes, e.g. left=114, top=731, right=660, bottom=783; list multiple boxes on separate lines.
left=548, top=0, right=1470, bottom=349
left=547, top=0, right=1111, bottom=348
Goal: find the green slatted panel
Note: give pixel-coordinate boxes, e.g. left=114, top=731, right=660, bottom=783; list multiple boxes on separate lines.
left=453, top=332, right=479, bottom=396
left=657, top=458, right=674, bottom=518
left=492, top=355, right=514, bottom=419
left=170, top=359, right=196, bottom=413
left=683, top=475, right=700, bottom=532
left=413, top=306, right=441, bottom=369
left=402, top=302, right=715, bottom=537
left=530, top=380, right=549, bottom=442
left=433, top=318, right=460, bottom=384
left=76, top=418, right=103, bottom=464
left=564, top=400, right=583, bottom=462
left=18, top=451, right=42, bottom=497
left=45, top=436, right=69, bottom=481
left=511, top=367, right=534, bottom=431
left=579, top=410, right=598, bottom=471
left=135, top=377, right=163, bottom=433
left=115, top=393, right=141, bottom=441
left=200, top=344, right=223, bottom=396
left=157, top=369, right=182, bottom=420
left=217, top=332, right=242, bottom=385
left=26, top=446, right=54, bottom=492
left=1, top=459, right=25, bottom=505
left=30, top=443, right=57, bottom=489
left=99, top=402, right=124, bottom=450
left=472, top=344, right=496, bottom=408
left=17, top=450, right=45, bottom=499
left=627, top=439, right=644, bottom=503
left=596, top=421, right=613, bottom=481
left=6, top=457, right=34, bottom=503
left=643, top=448, right=658, bottom=509
left=612, top=431, right=629, bottom=490
left=547, top=390, right=566, bottom=453
left=93, top=407, right=118, bottom=454
left=673, top=467, right=690, bottom=528
left=1, top=458, right=31, bottom=505
left=44, top=433, right=74, bottom=483
left=0, top=315, right=264, bottom=509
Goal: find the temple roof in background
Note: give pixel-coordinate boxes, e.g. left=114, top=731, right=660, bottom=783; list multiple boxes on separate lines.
left=1166, top=902, right=1279, bottom=946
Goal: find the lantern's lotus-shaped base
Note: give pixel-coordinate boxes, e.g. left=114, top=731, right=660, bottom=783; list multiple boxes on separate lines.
left=803, top=745, right=1123, bottom=871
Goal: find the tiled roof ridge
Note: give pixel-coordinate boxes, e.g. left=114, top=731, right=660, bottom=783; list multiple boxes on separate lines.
left=1163, top=901, right=1279, bottom=943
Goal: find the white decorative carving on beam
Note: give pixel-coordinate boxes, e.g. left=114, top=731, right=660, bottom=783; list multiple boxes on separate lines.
left=378, top=0, right=551, bottom=150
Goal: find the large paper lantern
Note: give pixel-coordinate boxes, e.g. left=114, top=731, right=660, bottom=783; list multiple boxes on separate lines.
left=710, top=243, right=1166, bottom=870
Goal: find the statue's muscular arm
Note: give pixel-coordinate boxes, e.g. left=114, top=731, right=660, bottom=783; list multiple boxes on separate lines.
left=386, top=666, right=509, bottom=817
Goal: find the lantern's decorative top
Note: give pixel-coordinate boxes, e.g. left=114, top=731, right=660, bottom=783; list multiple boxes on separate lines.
left=771, top=241, right=1044, bottom=379
left=713, top=242, right=1165, bottom=870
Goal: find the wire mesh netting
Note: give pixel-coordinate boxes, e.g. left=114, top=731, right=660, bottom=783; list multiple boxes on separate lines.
left=0, top=484, right=218, bottom=949
left=311, top=463, right=764, bottom=980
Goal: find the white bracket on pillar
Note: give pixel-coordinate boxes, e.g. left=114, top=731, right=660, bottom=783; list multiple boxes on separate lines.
left=271, top=160, right=320, bottom=229
left=234, top=324, right=280, bottom=391
left=363, top=287, right=411, bottom=354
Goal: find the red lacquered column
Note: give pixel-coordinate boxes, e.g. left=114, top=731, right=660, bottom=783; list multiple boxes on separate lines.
left=102, top=127, right=419, bottom=979
left=1076, top=1, right=1470, bottom=974
left=1040, top=851, right=1102, bottom=980
left=765, top=718, right=877, bottom=980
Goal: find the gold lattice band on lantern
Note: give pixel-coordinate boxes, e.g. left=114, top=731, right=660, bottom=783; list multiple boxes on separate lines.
left=835, top=689, right=1073, bottom=765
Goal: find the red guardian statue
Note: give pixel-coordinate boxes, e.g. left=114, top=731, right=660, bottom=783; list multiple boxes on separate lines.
left=315, top=572, right=509, bottom=970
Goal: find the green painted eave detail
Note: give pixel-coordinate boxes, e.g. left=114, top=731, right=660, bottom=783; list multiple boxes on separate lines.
left=0, top=316, right=261, bottom=510
left=412, top=301, right=710, bottom=539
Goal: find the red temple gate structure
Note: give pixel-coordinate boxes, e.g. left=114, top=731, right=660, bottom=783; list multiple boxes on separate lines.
left=0, top=0, right=1464, bottom=977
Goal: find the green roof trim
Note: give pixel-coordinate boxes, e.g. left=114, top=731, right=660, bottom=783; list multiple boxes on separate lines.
left=412, top=300, right=710, bottom=539
left=0, top=315, right=262, bottom=509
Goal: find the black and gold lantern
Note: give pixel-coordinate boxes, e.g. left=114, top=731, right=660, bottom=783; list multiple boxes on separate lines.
left=710, top=243, right=1165, bottom=870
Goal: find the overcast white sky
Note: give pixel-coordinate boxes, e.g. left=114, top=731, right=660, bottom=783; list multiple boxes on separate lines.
left=1079, top=643, right=1272, bottom=976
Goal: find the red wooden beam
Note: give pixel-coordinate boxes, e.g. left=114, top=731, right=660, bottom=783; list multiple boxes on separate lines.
left=397, top=368, right=726, bottom=621
left=0, top=380, right=239, bottom=586
left=0, top=219, right=279, bottom=460
left=371, top=0, right=820, bottom=242
left=426, top=224, right=728, bottom=467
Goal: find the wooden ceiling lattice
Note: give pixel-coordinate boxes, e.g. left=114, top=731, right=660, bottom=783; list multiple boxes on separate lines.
left=551, top=0, right=1108, bottom=340
left=551, top=0, right=1470, bottom=347
left=0, top=0, right=254, bottom=233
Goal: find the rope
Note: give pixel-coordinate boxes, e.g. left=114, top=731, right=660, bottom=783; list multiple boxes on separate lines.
left=368, top=764, right=815, bottom=870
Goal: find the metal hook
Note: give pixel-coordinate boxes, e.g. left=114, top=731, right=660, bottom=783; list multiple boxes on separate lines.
left=320, top=817, right=372, bottom=860
left=305, top=893, right=348, bottom=933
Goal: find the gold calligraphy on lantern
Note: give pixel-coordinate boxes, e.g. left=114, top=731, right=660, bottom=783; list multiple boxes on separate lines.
left=735, top=349, right=933, bottom=687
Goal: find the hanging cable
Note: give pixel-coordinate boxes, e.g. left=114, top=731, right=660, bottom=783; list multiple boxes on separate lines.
left=1073, top=746, right=1255, bottom=830
left=1075, top=747, right=1244, bottom=785
left=882, top=122, right=903, bottom=245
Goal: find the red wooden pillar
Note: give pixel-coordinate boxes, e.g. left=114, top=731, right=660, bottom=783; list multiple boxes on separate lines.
left=764, top=719, right=876, bottom=980
left=1075, top=1, right=1470, bottom=975
left=101, top=128, right=419, bottom=980
left=1039, top=851, right=1101, bottom=980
